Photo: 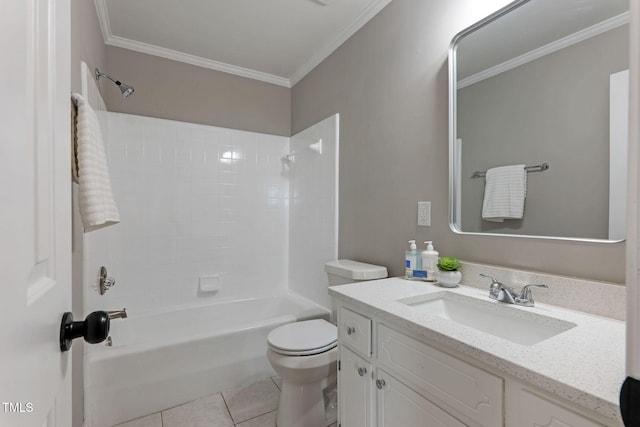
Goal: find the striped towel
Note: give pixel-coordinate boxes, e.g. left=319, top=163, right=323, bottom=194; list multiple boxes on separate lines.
left=72, top=93, right=120, bottom=232
left=482, top=165, right=526, bottom=222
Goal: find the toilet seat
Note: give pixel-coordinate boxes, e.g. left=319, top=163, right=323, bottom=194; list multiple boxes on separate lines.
left=268, top=319, right=337, bottom=356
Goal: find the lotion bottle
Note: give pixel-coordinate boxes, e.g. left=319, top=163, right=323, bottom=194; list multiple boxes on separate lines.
left=422, top=241, right=439, bottom=281
left=405, top=240, right=418, bottom=279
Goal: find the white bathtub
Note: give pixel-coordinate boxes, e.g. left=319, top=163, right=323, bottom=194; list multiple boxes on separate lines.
left=84, top=293, right=329, bottom=427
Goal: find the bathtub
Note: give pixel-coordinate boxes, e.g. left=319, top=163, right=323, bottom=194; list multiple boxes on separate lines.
left=84, top=293, right=330, bottom=427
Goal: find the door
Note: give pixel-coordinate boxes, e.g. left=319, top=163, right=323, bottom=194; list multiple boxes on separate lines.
left=623, top=1, right=640, bottom=425
left=0, top=0, right=72, bottom=426
left=339, top=346, right=373, bottom=427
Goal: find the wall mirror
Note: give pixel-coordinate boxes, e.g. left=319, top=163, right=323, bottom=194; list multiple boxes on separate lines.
left=448, top=0, right=629, bottom=242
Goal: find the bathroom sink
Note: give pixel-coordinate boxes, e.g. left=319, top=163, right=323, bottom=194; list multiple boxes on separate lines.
left=397, top=291, right=576, bottom=346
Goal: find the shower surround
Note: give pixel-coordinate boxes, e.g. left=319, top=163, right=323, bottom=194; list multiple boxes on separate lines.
left=82, top=112, right=339, bottom=426
left=84, top=113, right=292, bottom=314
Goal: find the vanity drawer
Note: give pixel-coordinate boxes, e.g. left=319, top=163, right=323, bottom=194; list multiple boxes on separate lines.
left=377, top=324, right=503, bottom=427
left=339, top=307, right=372, bottom=357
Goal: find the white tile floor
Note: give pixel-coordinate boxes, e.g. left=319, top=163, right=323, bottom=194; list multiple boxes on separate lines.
left=113, top=377, right=336, bottom=427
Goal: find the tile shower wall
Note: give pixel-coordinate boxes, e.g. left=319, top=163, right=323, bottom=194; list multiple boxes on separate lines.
left=288, top=114, right=339, bottom=311
left=84, top=113, right=289, bottom=315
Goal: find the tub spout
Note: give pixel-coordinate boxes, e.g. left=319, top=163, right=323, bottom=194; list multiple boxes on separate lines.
left=107, top=309, right=127, bottom=320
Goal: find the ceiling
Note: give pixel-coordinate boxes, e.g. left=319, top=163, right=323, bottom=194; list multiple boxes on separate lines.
left=96, top=0, right=393, bottom=88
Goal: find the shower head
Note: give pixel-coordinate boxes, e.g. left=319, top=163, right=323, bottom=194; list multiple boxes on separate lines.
left=95, top=68, right=135, bottom=98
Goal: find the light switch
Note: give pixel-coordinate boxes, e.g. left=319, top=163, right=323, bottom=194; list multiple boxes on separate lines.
left=418, top=201, right=431, bottom=226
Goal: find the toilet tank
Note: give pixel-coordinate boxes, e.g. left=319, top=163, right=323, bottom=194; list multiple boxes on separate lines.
left=324, top=260, right=388, bottom=286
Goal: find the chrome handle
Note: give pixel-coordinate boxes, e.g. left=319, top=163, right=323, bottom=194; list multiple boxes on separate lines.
left=517, top=284, right=549, bottom=306
left=346, top=326, right=356, bottom=335
left=520, top=284, right=549, bottom=298
left=480, top=273, right=499, bottom=282
left=481, top=273, right=503, bottom=297
left=376, top=379, right=386, bottom=389
left=357, top=367, right=367, bottom=377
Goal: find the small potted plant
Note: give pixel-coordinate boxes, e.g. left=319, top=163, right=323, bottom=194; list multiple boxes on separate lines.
left=435, top=257, right=462, bottom=287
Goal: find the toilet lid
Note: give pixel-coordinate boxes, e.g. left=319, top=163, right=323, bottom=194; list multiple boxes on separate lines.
left=268, top=319, right=337, bottom=356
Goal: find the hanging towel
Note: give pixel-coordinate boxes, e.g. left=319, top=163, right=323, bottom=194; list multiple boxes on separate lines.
left=482, top=164, right=527, bottom=222
left=72, top=93, right=120, bottom=232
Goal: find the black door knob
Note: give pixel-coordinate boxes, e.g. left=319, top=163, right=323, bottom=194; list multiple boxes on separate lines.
left=59, top=311, right=110, bottom=352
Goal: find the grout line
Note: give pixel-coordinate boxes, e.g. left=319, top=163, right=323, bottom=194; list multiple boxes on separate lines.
left=270, top=376, right=281, bottom=391
left=235, top=410, right=278, bottom=426
left=220, top=391, right=236, bottom=426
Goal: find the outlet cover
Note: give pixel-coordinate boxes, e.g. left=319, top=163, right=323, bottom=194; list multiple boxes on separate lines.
left=418, top=201, right=431, bottom=226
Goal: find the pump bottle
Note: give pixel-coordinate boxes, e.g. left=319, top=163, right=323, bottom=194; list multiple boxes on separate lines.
left=421, top=241, right=439, bottom=281
left=405, top=240, right=418, bottom=279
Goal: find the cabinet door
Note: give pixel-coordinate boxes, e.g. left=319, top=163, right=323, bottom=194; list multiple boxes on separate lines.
left=376, top=369, right=467, bottom=427
left=339, top=345, right=374, bottom=427
left=506, top=382, right=604, bottom=427
left=378, top=324, right=502, bottom=427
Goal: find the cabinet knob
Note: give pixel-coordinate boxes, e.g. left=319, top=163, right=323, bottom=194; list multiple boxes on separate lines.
left=376, top=379, right=386, bottom=389
left=357, top=367, right=367, bottom=377
left=346, top=326, right=356, bottom=335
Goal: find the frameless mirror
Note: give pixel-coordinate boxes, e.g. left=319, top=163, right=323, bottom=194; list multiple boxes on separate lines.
left=449, top=0, right=629, bottom=242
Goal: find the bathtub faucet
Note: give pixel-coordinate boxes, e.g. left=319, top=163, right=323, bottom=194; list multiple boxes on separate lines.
left=107, top=309, right=128, bottom=320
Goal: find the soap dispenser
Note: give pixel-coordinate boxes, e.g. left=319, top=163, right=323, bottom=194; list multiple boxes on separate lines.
left=422, top=241, right=439, bottom=281
left=405, top=240, right=418, bottom=279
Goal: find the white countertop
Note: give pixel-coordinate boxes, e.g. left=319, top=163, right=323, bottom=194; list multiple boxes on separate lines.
left=329, top=277, right=625, bottom=424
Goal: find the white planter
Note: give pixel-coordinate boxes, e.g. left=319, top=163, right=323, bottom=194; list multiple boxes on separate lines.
left=435, top=270, right=462, bottom=287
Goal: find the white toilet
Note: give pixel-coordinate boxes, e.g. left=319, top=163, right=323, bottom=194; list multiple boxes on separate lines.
left=267, top=260, right=388, bottom=427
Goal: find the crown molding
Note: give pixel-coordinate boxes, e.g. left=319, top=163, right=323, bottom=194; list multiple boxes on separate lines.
left=289, top=0, right=393, bottom=86
left=94, top=0, right=393, bottom=88
left=458, top=11, right=630, bottom=89
left=105, top=35, right=292, bottom=87
left=94, top=0, right=113, bottom=42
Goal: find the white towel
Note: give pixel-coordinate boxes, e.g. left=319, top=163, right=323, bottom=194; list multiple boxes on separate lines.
left=482, top=164, right=527, bottom=222
left=72, top=93, right=120, bottom=232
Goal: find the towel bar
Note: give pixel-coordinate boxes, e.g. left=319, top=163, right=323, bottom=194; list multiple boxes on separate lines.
left=471, top=162, right=549, bottom=179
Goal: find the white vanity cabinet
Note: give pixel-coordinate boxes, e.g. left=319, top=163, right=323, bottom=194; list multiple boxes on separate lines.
left=340, top=342, right=464, bottom=427
left=337, top=305, right=488, bottom=427
left=336, top=303, right=616, bottom=427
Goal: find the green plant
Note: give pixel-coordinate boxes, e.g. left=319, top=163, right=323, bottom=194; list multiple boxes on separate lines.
left=437, top=257, right=460, bottom=271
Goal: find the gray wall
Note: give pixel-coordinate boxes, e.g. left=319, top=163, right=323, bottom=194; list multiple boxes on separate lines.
left=458, top=26, right=629, bottom=238
left=104, top=46, right=291, bottom=136
left=291, top=0, right=625, bottom=284
left=70, top=0, right=106, bottom=93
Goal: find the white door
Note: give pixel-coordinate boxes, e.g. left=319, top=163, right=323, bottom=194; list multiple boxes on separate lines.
left=0, top=0, right=72, bottom=426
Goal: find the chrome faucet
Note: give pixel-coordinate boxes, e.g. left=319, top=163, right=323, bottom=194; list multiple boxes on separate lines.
left=480, top=274, right=548, bottom=307
left=516, top=284, right=549, bottom=307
